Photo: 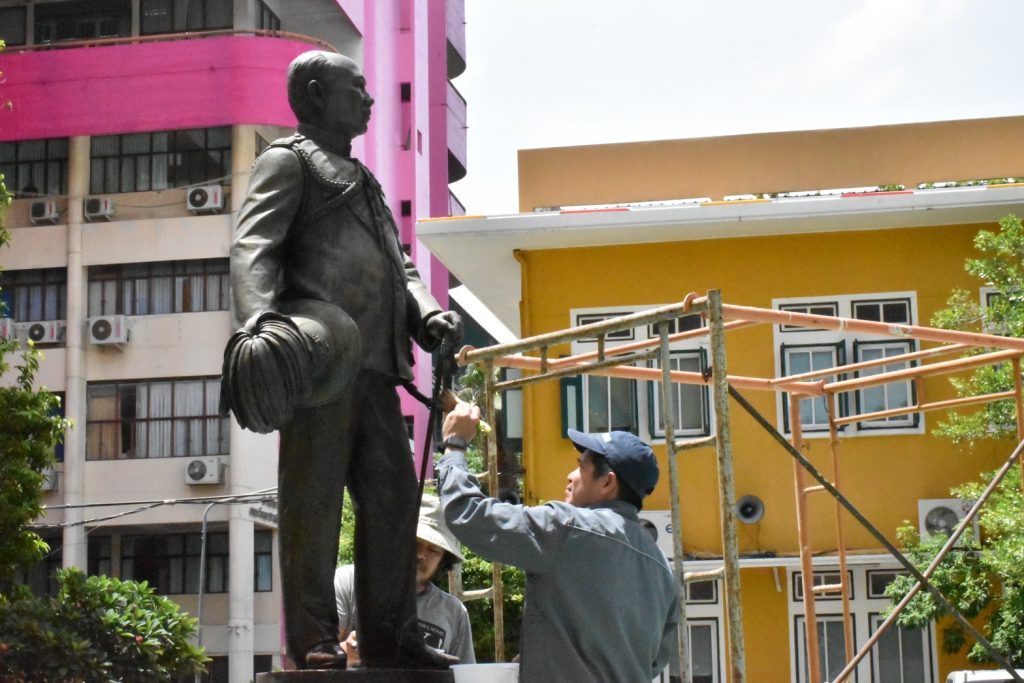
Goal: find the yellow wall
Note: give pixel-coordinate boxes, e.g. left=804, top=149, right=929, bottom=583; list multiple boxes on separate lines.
left=518, top=115, right=1024, bottom=211
left=518, top=222, right=1009, bottom=556
left=740, top=568, right=791, bottom=682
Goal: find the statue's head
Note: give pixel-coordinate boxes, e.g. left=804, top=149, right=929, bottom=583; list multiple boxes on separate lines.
left=287, top=50, right=374, bottom=139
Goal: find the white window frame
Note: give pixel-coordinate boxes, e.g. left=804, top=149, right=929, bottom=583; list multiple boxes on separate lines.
left=788, top=565, right=936, bottom=683
left=567, top=306, right=712, bottom=443
left=853, top=340, right=918, bottom=430
left=867, top=612, right=934, bottom=683
left=773, top=292, right=923, bottom=438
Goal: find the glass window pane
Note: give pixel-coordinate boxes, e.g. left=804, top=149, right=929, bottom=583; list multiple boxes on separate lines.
left=587, top=375, right=609, bottom=432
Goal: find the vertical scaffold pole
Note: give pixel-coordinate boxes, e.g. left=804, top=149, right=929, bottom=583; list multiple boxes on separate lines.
left=708, top=290, right=746, bottom=682
left=660, top=326, right=689, bottom=683
left=1014, top=358, right=1024, bottom=491
left=484, top=360, right=506, bottom=661
left=789, top=394, right=821, bottom=683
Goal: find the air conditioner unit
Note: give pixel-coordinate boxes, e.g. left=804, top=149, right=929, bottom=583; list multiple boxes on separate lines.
left=0, top=318, right=15, bottom=340
left=83, top=195, right=114, bottom=221
left=16, top=320, right=65, bottom=344
left=918, top=498, right=979, bottom=543
left=40, top=467, right=58, bottom=492
left=186, top=185, right=224, bottom=213
left=29, top=199, right=59, bottom=225
left=88, top=315, right=129, bottom=345
left=185, top=457, right=224, bottom=485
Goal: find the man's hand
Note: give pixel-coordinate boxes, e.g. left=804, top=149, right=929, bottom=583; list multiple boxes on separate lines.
left=442, top=400, right=480, bottom=443
left=426, top=310, right=463, bottom=346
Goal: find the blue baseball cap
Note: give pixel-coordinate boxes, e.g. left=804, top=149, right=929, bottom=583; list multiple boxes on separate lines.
left=567, top=429, right=659, bottom=498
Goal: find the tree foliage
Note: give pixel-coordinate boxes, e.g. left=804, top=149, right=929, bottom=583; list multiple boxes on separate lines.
left=0, top=570, right=207, bottom=682
left=885, top=214, right=1024, bottom=665
left=930, top=214, right=1024, bottom=444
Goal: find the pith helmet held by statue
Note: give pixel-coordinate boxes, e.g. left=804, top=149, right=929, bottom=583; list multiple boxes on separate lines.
left=221, top=299, right=361, bottom=433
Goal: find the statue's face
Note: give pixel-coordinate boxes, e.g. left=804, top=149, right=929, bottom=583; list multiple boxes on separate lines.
left=316, top=57, right=374, bottom=139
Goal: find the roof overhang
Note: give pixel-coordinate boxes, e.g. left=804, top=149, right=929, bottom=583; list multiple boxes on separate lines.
left=418, top=186, right=1024, bottom=336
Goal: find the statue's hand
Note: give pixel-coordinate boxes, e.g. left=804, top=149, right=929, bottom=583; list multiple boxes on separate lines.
left=427, top=310, right=463, bottom=347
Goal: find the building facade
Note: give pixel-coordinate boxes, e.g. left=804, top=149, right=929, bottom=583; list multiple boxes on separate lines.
left=0, top=0, right=467, bottom=680
left=420, top=115, right=1024, bottom=682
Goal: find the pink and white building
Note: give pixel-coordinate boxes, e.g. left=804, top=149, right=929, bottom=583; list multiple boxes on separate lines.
left=0, top=1, right=467, bottom=679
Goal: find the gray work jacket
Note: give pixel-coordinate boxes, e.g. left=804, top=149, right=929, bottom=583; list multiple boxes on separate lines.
left=437, top=452, right=679, bottom=683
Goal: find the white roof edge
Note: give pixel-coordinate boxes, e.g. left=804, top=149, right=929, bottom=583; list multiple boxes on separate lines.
left=419, top=186, right=1024, bottom=338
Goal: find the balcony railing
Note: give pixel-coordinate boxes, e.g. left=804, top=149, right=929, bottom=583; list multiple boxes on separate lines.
left=6, top=28, right=336, bottom=53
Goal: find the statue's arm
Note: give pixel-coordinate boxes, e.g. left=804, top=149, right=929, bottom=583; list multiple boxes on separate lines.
left=230, top=147, right=304, bottom=326
left=403, top=251, right=444, bottom=351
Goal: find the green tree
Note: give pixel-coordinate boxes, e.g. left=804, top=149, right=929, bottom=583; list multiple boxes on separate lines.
left=0, top=570, right=207, bottom=682
left=885, top=214, right=1024, bottom=665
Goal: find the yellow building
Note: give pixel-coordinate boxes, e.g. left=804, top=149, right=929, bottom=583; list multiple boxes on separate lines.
left=422, top=115, right=1024, bottom=682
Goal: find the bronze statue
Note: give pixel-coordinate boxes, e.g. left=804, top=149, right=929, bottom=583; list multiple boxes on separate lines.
left=224, top=50, right=462, bottom=670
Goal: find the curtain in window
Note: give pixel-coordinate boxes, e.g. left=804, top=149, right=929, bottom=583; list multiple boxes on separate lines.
left=149, top=382, right=173, bottom=457
left=174, top=380, right=205, bottom=456
left=86, top=385, right=119, bottom=460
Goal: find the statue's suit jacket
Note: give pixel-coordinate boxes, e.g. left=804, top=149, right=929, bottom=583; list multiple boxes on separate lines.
left=231, top=124, right=442, bottom=381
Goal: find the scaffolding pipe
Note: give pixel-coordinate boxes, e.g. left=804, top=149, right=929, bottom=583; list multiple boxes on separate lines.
left=461, top=298, right=709, bottom=364
left=555, top=320, right=758, bottom=368
left=832, top=390, right=1017, bottom=426
left=730, top=387, right=1024, bottom=682
left=824, top=348, right=1021, bottom=393
left=830, top=438, right=1024, bottom=682
left=789, top=395, right=822, bottom=683
left=485, top=353, right=823, bottom=396
left=720, top=304, right=1024, bottom=351
left=827, top=401, right=854, bottom=681
left=660, top=325, right=689, bottom=683
left=484, top=360, right=506, bottom=662
left=708, top=290, right=746, bottom=683
left=768, top=343, right=971, bottom=385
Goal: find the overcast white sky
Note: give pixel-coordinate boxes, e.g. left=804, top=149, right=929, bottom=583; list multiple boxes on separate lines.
left=449, top=0, right=1024, bottom=215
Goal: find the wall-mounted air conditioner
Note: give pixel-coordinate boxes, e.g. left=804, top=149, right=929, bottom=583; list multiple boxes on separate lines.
left=83, top=195, right=114, bottom=221
left=918, top=498, right=979, bottom=543
left=185, top=457, right=224, bottom=485
left=40, top=467, right=58, bottom=492
left=0, top=318, right=15, bottom=340
left=29, top=199, right=59, bottom=225
left=186, top=185, right=224, bottom=213
left=16, top=320, right=65, bottom=344
left=88, top=315, right=129, bottom=345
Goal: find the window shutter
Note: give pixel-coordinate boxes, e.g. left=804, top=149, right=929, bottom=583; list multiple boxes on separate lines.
left=560, top=364, right=583, bottom=438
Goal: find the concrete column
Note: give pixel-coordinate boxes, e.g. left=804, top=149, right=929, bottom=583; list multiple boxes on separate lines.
left=227, top=124, right=256, bottom=683
left=228, top=509, right=255, bottom=683
left=62, top=135, right=89, bottom=569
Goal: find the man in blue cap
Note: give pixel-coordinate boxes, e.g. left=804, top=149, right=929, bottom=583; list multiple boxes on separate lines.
left=436, top=402, right=679, bottom=683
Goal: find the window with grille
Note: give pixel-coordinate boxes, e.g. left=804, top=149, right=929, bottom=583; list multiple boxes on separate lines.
left=122, top=532, right=228, bottom=594
left=0, top=268, right=67, bottom=322
left=0, top=138, right=70, bottom=198
left=89, top=127, right=231, bottom=194
left=86, top=377, right=228, bottom=460
left=795, top=614, right=853, bottom=683
left=0, top=7, right=27, bottom=47
left=88, top=259, right=229, bottom=316
left=257, top=1, right=280, bottom=31
left=774, top=293, right=921, bottom=437
left=35, top=0, right=131, bottom=44
left=140, top=0, right=233, bottom=35
left=563, top=307, right=711, bottom=441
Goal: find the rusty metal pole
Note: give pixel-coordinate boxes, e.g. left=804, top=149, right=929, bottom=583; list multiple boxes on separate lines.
left=826, top=395, right=854, bottom=681
left=660, top=326, right=690, bottom=683
left=789, top=394, right=822, bottom=683
left=708, top=290, right=746, bottom=683
left=484, top=360, right=506, bottom=662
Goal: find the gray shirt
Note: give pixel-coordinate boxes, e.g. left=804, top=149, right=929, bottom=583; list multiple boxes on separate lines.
left=437, top=451, right=679, bottom=683
left=334, top=564, right=476, bottom=664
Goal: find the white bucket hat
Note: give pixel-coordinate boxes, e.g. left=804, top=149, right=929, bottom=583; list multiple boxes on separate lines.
left=417, top=494, right=464, bottom=563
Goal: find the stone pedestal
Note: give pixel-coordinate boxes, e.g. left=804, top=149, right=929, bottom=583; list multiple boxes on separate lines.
left=256, top=670, right=454, bottom=683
